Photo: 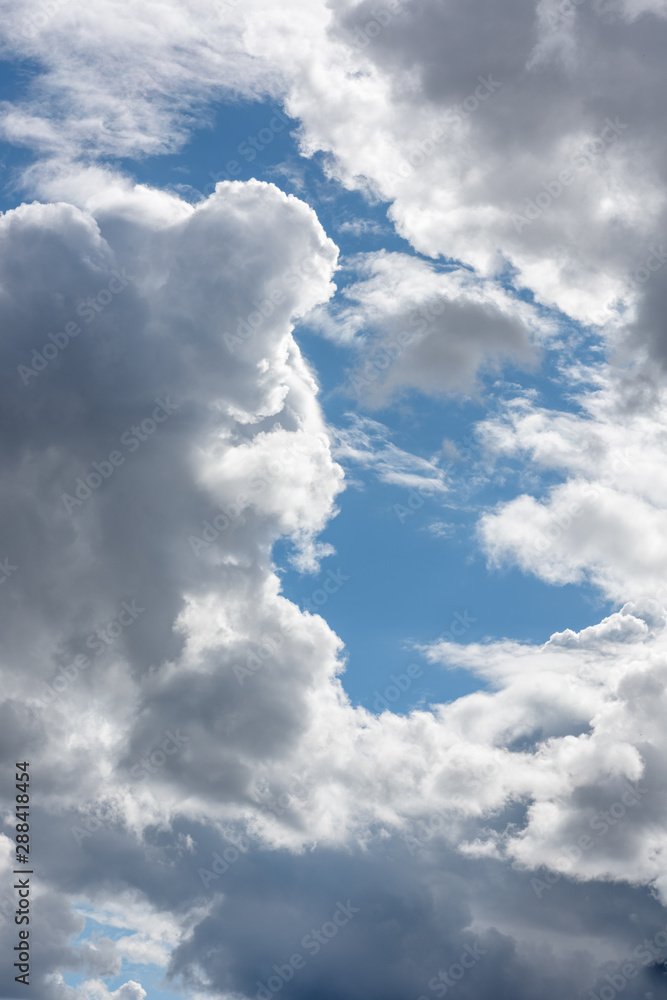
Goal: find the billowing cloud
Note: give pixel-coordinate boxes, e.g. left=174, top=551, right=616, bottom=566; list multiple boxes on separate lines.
left=4, top=0, right=667, bottom=343
left=0, top=173, right=665, bottom=1000
left=477, top=376, right=667, bottom=601
left=2, top=0, right=667, bottom=998
left=312, top=251, right=544, bottom=404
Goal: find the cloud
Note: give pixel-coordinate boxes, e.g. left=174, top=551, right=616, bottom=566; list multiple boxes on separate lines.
left=332, top=413, right=451, bottom=494
left=420, top=602, right=667, bottom=893
left=5, top=0, right=667, bottom=357
left=3, top=174, right=667, bottom=1000
left=3, top=1, right=667, bottom=997
left=312, top=251, right=543, bottom=404
left=476, top=375, right=667, bottom=601
left=164, top=841, right=667, bottom=1000
left=320, top=0, right=667, bottom=330
left=48, top=977, right=147, bottom=1000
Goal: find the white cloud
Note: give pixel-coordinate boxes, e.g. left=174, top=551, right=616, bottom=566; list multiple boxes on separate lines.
left=477, top=375, right=667, bottom=601
left=332, top=413, right=450, bottom=495
left=50, top=977, right=147, bottom=1000
left=312, top=251, right=545, bottom=404
left=2, top=176, right=667, bottom=1000
left=1, top=0, right=664, bottom=339
left=3, top=1, right=667, bottom=996
left=4, top=0, right=667, bottom=370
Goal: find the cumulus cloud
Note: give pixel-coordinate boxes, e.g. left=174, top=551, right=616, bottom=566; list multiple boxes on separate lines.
left=312, top=251, right=544, bottom=404
left=1, top=172, right=666, bottom=1000
left=321, top=0, right=667, bottom=328
left=4, top=0, right=667, bottom=344
left=0, top=177, right=349, bottom=994
left=2, top=1, right=667, bottom=998
left=46, top=976, right=147, bottom=1000
left=477, top=376, right=667, bottom=601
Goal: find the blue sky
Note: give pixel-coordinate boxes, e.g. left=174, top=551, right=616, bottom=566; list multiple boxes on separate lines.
left=63, top=913, right=185, bottom=1000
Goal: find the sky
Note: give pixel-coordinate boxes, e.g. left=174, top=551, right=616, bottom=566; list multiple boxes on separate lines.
left=1, top=1, right=667, bottom=999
